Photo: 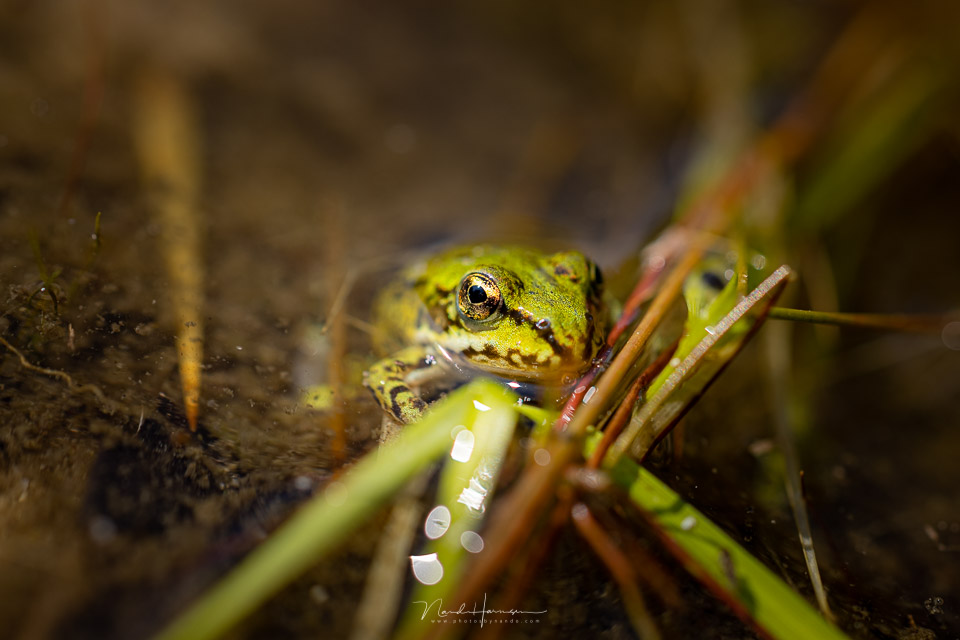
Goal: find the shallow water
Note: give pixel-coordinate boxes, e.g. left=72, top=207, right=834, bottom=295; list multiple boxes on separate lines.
left=1, top=2, right=959, bottom=639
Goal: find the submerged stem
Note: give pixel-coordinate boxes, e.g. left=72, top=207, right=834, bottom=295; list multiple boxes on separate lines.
left=768, top=307, right=951, bottom=333
left=763, top=320, right=835, bottom=621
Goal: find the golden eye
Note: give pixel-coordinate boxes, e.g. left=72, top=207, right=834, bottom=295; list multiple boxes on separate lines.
left=457, top=273, right=502, bottom=322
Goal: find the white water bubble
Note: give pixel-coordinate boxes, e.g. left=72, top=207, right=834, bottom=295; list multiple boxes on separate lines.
left=941, top=321, right=960, bottom=351
left=450, top=429, right=476, bottom=463
left=410, top=553, right=444, bottom=585
left=460, top=531, right=484, bottom=554
left=533, top=448, right=551, bottom=466
left=424, top=505, right=452, bottom=539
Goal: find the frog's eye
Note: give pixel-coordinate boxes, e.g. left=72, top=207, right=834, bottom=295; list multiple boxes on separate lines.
left=701, top=270, right=726, bottom=291
left=457, top=273, right=502, bottom=323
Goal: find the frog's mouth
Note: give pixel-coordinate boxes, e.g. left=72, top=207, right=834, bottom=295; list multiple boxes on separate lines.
left=435, top=344, right=587, bottom=385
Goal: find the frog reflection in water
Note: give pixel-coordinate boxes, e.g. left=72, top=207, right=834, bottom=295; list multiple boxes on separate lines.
left=365, top=245, right=610, bottom=424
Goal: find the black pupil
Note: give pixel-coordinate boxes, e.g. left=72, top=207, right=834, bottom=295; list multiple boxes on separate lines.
left=468, top=284, right=488, bottom=304
left=702, top=271, right=725, bottom=291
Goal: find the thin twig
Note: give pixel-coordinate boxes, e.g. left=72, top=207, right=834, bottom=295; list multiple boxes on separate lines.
left=571, top=502, right=661, bottom=640
left=0, top=335, right=110, bottom=407
left=554, top=230, right=692, bottom=431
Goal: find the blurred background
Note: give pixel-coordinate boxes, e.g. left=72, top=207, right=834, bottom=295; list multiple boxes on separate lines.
left=1, top=1, right=959, bottom=638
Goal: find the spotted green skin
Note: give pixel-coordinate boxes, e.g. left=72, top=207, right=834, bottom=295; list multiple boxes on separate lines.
left=365, top=245, right=608, bottom=423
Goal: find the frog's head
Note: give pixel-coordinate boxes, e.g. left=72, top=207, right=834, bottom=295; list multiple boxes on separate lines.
left=414, top=246, right=607, bottom=382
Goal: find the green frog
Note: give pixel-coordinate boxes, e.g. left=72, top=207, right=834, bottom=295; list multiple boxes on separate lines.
left=365, top=245, right=609, bottom=424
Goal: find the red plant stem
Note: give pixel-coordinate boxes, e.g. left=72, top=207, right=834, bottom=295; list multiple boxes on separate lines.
left=556, top=242, right=675, bottom=431
left=473, top=491, right=575, bottom=640
left=609, top=261, right=666, bottom=345
left=564, top=240, right=713, bottom=439
left=586, top=377, right=642, bottom=469
left=587, top=339, right=677, bottom=469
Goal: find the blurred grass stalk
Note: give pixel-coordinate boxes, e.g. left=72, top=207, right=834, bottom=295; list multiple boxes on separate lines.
left=793, top=61, right=947, bottom=232
left=132, top=68, right=204, bottom=431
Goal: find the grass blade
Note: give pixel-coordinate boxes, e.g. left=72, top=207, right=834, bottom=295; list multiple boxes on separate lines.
left=396, top=396, right=518, bottom=637
left=602, top=454, right=851, bottom=640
